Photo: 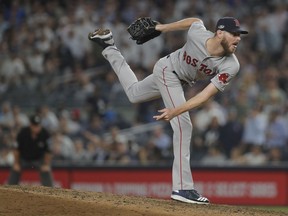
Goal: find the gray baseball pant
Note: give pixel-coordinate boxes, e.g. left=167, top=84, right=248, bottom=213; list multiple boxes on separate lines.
left=102, top=46, right=194, bottom=190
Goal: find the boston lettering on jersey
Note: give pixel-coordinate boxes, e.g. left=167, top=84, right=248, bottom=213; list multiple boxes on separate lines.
left=183, top=51, right=216, bottom=76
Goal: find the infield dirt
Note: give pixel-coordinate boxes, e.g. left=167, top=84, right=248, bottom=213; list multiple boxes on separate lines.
left=0, top=185, right=285, bottom=216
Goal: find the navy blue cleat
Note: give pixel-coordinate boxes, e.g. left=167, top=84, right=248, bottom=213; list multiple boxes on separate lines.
left=171, top=190, right=210, bottom=204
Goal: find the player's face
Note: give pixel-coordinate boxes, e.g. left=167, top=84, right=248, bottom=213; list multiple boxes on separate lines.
left=221, top=32, right=241, bottom=55
left=30, top=124, right=42, bottom=134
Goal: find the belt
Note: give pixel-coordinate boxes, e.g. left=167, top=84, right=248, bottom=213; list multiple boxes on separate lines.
left=167, top=54, right=189, bottom=86
left=173, top=71, right=189, bottom=86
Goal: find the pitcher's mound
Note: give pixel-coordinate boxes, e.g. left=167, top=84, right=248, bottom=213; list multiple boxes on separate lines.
left=0, top=185, right=285, bottom=216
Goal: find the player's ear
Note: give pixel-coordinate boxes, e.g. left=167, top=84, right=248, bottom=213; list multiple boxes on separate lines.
left=215, top=29, right=224, bottom=39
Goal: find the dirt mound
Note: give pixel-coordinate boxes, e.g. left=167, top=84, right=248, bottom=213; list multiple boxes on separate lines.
left=0, top=185, right=285, bottom=216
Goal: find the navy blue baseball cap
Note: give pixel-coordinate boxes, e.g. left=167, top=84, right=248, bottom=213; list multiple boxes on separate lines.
left=216, top=17, right=248, bottom=34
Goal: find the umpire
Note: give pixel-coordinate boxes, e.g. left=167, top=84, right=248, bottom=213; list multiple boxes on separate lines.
left=7, top=114, right=54, bottom=187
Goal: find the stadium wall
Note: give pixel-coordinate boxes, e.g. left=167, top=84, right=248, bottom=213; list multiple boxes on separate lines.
left=0, top=166, right=287, bottom=205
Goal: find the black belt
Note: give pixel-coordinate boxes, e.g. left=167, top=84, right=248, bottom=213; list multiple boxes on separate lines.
left=167, top=54, right=188, bottom=86
left=173, top=71, right=189, bottom=86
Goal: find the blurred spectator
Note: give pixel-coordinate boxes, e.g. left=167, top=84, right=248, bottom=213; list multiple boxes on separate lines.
left=85, top=141, right=98, bottom=162
left=50, top=140, right=66, bottom=162
left=203, top=116, right=221, bottom=147
left=38, top=105, right=59, bottom=133
left=71, top=138, right=90, bottom=162
left=238, top=72, right=260, bottom=108
left=255, top=6, right=285, bottom=61
left=227, top=146, right=247, bottom=166
left=105, top=140, right=132, bottom=164
left=82, top=131, right=108, bottom=163
left=103, top=126, right=134, bottom=164
left=200, top=146, right=226, bottom=166
left=0, top=147, right=14, bottom=166
left=137, top=139, right=163, bottom=164
left=241, top=104, right=268, bottom=146
left=137, top=146, right=150, bottom=165
left=84, top=114, right=106, bottom=137
left=149, top=125, right=172, bottom=159
left=266, top=147, right=283, bottom=165
left=264, top=110, right=287, bottom=149
left=26, top=49, right=45, bottom=75
left=0, top=15, right=10, bottom=42
left=219, top=108, right=243, bottom=157
left=11, top=105, right=29, bottom=130
left=58, top=110, right=81, bottom=136
left=0, top=101, right=14, bottom=129
left=243, top=145, right=267, bottom=166
left=104, top=126, right=128, bottom=146
left=85, top=85, right=108, bottom=118
left=260, top=67, right=287, bottom=113
left=0, top=77, right=8, bottom=95
left=194, top=100, right=227, bottom=133
left=0, top=52, right=26, bottom=86
left=73, top=65, right=95, bottom=104
left=191, top=135, right=207, bottom=162
left=232, top=89, right=250, bottom=122
left=61, top=28, right=87, bottom=62
left=50, top=131, right=74, bottom=160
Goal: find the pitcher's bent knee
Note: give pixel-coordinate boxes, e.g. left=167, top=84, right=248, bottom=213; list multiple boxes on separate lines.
left=127, top=95, right=141, bottom=103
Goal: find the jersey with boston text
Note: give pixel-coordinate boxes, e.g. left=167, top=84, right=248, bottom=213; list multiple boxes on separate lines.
left=168, top=21, right=240, bottom=92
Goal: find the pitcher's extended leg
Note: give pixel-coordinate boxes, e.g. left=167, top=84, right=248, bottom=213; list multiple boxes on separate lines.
left=88, top=29, right=161, bottom=103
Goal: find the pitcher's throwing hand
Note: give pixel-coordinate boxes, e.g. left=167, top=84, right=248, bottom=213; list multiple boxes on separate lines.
left=153, top=108, right=175, bottom=121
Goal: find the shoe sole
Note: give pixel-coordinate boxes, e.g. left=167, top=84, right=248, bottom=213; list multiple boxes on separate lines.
left=171, top=194, right=210, bottom=205
left=89, top=30, right=112, bottom=40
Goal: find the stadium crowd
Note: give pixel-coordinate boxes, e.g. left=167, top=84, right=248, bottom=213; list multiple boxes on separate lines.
left=0, top=0, right=287, bottom=167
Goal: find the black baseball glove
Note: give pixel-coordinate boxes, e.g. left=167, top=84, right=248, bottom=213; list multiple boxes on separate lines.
left=127, top=17, right=161, bottom=45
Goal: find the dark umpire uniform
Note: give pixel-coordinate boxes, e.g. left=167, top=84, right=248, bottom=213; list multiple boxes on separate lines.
left=7, top=114, right=54, bottom=187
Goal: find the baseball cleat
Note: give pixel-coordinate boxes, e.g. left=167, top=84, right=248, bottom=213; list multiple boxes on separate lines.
left=88, top=28, right=114, bottom=49
left=171, top=189, right=210, bottom=204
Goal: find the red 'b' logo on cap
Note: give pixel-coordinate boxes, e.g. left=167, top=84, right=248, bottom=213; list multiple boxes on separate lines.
left=234, top=19, right=240, bottom=27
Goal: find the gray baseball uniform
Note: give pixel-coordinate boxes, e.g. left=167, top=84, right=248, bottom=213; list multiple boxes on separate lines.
left=102, top=21, right=240, bottom=191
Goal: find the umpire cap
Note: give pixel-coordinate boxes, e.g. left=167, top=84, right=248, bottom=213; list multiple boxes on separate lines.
left=29, top=114, right=42, bottom=125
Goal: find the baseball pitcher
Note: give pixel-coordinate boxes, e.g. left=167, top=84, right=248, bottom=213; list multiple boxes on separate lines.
left=88, top=16, right=248, bottom=204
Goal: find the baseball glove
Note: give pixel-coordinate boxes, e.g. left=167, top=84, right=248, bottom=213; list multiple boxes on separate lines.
left=127, top=17, right=161, bottom=45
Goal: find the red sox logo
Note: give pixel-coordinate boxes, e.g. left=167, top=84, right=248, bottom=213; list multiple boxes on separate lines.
left=218, top=73, right=229, bottom=84
left=234, top=19, right=240, bottom=27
